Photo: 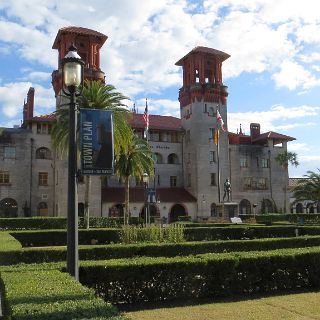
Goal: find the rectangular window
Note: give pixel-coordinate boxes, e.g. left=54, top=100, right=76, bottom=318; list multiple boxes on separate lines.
left=4, top=146, right=16, bottom=159
left=187, top=173, right=191, bottom=187
left=150, top=130, right=159, bottom=142
left=37, top=123, right=49, bottom=134
left=204, top=103, right=207, bottom=113
left=38, top=172, right=48, bottom=186
left=187, top=153, right=191, bottom=164
left=210, top=173, right=216, bottom=186
left=209, top=151, right=216, bottom=163
left=0, top=171, right=10, bottom=184
left=186, top=130, right=190, bottom=143
left=243, top=177, right=252, bottom=189
left=170, top=176, right=177, bottom=187
left=160, top=131, right=168, bottom=142
left=157, top=174, right=160, bottom=186
left=209, top=128, right=216, bottom=140
left=261, top=158, right=270, bottom=168
left=240, top=157, right=248, bottom=167
left=258, top=178, right=267, bottom=189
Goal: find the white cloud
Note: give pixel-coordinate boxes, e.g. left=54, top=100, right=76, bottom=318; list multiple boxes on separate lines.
left=135, top=98, right=180, bottom=118
left=0, top=82, right=55, bottom=118
left=288, top=143, right=310, bottom=152
left=228, top=104, right=320, bottom=134
left=272, top=60, right=320, bottom=90
left=21, top=71, right=52, bottom=82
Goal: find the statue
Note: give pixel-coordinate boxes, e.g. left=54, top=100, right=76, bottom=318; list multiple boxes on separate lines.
left=223, top=178, right=231, bottom=202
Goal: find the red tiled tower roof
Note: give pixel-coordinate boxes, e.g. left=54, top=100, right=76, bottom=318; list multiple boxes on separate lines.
left=52, top=26, right=108, bottom=49
left=128, top=113, right=182, bottom=131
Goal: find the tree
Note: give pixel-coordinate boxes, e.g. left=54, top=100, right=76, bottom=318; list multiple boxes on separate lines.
left=115, top=129, right=154, bottom=224
left=293, top=170, right=320, bottom=210
left=51, top=80, right=130, bottom=228
left=275, top=151, right=299, bottom=213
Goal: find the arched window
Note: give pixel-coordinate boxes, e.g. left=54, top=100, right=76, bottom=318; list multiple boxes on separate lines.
left=78, top=203, right=85, bottom=217
left=154, top=153, right=163, bottom=164
left=37, top=202, right=48, bottom=216
left=36, top=147, right=51, bottom=160
left=169, top=204, right=187, bottom=222
left=109, top=204, right=124, bottom=217
left=296, top=203, right=303, bottom=213
left=0, top=198, right=18, bottom=217
left=239, top=199, right=251, bottom=215
left=261, top=199, right=274, bottom=214
left=168, top=153, right=179, bottom=164
left=210, top=203, right=217, bottom=217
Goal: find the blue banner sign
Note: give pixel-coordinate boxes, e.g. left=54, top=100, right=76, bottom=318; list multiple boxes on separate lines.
left=80, top=109, right=114, bottom=175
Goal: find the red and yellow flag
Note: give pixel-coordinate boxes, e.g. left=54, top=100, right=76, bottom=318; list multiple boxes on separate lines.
left=214, top=128, right=219, bottom=145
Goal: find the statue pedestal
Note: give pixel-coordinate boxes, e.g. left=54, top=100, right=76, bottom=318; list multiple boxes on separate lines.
left=216, top=202, right=239, bottom=220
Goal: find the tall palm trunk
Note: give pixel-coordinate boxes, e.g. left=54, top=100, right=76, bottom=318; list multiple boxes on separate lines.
left=124, top=177, right=130, bottom=225
left=84, top=175, right=91, bottom=229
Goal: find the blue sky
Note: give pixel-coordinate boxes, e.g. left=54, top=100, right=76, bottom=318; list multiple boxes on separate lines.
left=0, top=0, right=320, bottom=177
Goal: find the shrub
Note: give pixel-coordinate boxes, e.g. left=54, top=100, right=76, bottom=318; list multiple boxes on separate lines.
left=0, top=217, right=67, bottom=230
left=4, top=235, right=320, bottom=265
left=184, top=225, right=320, bottom=241
left=79, top=247, right=320, bottom=304
left=0, top=267, right=123, bottom=319
left=120, top=224, right=185, bottom=244
left=10, top=229, right=121, bottom=247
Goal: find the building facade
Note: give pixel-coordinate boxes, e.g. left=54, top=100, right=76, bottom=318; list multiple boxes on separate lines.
left=0, top=26, right=295, bottom=221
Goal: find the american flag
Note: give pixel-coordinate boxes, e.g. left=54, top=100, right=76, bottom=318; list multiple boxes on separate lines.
left=143, top=99, right=149, bottom=138
left=216, top=109, right=227, bottom=132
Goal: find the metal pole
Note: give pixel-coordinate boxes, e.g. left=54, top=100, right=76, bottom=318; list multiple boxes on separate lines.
left=67, top=88, right=79, bottom=281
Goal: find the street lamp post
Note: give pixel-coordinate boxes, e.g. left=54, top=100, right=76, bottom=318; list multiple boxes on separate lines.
left=143, top=173, right=149, bottom=225
left=62, top=45, right=84, bottom=280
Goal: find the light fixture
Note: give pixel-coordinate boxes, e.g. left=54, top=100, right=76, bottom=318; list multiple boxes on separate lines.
left=62, top=44, right=84, bottom=281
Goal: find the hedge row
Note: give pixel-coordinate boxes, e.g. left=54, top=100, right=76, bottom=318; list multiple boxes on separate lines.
left=184, top=225, right=320, bottom=241
left=239, top=213, right=320, bottom=224
left=9, top=226, right=320, bottom=247
left=79, top=247, right=320, bottom=304
left=0, top=217, right=143, bottom=230
left=10, top=229, right=120, bottom=247
left=3, top=235, right=320, bottom=265
left=0, top=267, right=123, bottom=319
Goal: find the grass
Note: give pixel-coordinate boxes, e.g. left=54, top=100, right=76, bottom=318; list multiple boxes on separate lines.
left=124, top=291, right=320, bottom=320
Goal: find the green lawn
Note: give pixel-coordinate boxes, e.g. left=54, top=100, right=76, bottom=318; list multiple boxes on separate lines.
left=125, top=291, right=320, bottom=320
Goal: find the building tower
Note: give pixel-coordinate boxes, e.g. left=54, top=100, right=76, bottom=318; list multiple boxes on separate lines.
left=51, top=26, right=108, bottom=103
left=175, top=47, right=230, bottom=217
left=50, top=26, right=108, bottom=217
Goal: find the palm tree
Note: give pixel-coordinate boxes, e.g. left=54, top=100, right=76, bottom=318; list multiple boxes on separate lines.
left=275, top=151, right=299, bottom=213
left=51, top=80, right=130, bottom=228
left=115, top=129, right=154, bottom=224
left=293, top=170, right=320, bottom=210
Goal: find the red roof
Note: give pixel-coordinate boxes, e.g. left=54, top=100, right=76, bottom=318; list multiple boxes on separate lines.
left=29, top=113, right=56, bottom=122
left=252, top=131, right=295, bottom=144
left=128, top=113, right=182, bottom=131
left=176, top=46, right=230, bottom=65
left=102, top=187, right=197, bottom=203
left=52, top=26, right=108, bottom=49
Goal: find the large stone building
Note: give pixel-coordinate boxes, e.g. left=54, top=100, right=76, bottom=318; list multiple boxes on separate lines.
left=0, top=26, right=296, bottom=221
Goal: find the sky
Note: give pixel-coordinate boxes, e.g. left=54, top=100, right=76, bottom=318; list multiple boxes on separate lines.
left=0, top=0, right=320, bottom=177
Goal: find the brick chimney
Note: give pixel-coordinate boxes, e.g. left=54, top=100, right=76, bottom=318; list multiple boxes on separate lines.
left=250, top=123, right=260, bottom=140
left=23, top=87, right=35, bottom=122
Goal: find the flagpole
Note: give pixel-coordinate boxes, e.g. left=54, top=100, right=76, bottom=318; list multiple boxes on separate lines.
left=217, top=128, right=221, bottom=203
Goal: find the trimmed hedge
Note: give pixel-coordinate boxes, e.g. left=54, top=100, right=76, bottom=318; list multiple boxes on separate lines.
left=10, top=229, right=120, bottom=247
left=239, top=213, right=320, bottom=224
left=0, top=217, right=67, bottom=230
left=184, top=225, right=320, bottom=241
left=4, top=235, right=320, bottom=265
left=0, top=267, right=123, bottom=319
left=9, top=226, right=320, bottom=248
left=79, top=247, right=320, bottom=304
left=0, top=216, right=143, bottom=230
